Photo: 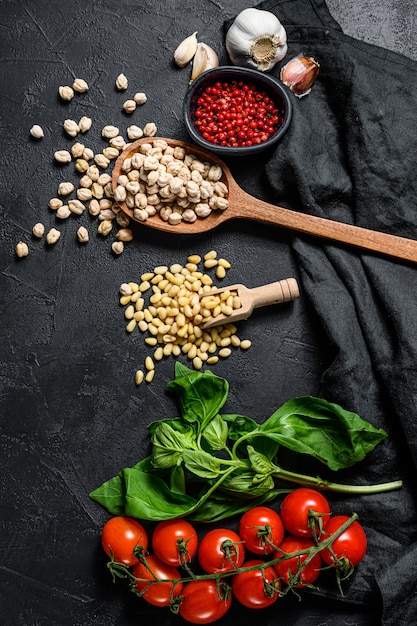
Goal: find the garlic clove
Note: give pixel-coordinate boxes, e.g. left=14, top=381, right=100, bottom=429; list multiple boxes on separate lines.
left=280, top=55, right=320, bottom=97
left=190, top=42, right=219, bottom=83
left=174, top=31, right=198, bottom=68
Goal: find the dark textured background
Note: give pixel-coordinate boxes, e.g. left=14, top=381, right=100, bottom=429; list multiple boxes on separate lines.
left=1, top=1, right=416, bottom=625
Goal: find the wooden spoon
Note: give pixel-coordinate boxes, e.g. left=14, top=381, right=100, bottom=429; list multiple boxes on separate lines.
left=112, top=137, right=417, bottom=264
left=200, top=278, right=300, bottom=329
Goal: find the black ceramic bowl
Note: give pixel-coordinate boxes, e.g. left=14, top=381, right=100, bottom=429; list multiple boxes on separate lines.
left=183, top=65, right=292, bottom=156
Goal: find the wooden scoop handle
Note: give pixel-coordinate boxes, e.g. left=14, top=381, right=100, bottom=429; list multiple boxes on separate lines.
left=250, top=278, right=300, bottom=309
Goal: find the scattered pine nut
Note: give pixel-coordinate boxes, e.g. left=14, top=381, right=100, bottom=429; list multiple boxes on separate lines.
left=120, top=251, right=252, bottom=388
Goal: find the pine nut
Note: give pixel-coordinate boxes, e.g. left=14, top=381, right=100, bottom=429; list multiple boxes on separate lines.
left=120, top=251, right=256, bottom=386
left=126, top=319, right=137, bottom=333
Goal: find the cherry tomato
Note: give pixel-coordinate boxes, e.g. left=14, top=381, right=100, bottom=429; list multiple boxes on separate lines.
left=152, top=518, right=198, bottom=567
left=198, top=528, right=245, bottom=574
left=231, top=559, right=280, bottom=609
left=178, top=579, right=232, bottom=624
left=239, top=506, right=285, bottom=555
left=280, top=488, right=331, bottom=538
left=273, top=535, right=322, bottom=587
left=101, top=516, right=148, bottom=566
left=132, top=554, right=183, bottom=607
left=320, top=515, right=367, bottom=567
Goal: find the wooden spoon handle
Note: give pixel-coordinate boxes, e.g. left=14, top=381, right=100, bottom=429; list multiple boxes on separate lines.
left=231, top=188, right=417, bottom=264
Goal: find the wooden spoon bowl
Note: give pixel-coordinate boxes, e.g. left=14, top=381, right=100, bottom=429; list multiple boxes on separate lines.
left=112, top=137, right=417, bottom=264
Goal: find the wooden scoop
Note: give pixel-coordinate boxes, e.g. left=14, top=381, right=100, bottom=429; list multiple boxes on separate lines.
left=112, top=137, right=417, bottom=264
left=200, top=278, right=300, bottom=329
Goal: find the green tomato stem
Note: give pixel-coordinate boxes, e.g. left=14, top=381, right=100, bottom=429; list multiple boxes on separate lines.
left=271, top=466, right=403, bottom=494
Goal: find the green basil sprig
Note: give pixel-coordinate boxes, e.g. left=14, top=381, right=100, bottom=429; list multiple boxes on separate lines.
left=90, top=363, right=402, bottom=522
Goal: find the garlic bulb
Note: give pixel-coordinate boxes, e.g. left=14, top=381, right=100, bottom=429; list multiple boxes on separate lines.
left=190, top=43, right=219, bottom=83
left=225, top=8, right=287, bottom=72
left=280, top=55, right=320, bottom=97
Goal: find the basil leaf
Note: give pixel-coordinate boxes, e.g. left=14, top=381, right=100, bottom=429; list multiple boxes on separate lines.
left=182, top=449, right=223, bottom=479
left=187, top=489, right=288, bottom=523
left=170, top=464, right=186, bottom=495
left=202, top=414, right=229, bottom=450
left=222, top=414, right=279, bottom=460
left=148, top=417, right=196, bottom=439
left=220, top=470, right=275, bottom=496
left=89, top=474, right=126, bottom=515
left=123, top=468, right=198, bottom=520
left=167, top=366, right=229, bottom=432
left=151, top=421, right=197, bottom=469
left=222, top=413, right=258, bottom=440
left=259, top=396, right=387, bottom=471
left=247, top=445, right=275, bottom=475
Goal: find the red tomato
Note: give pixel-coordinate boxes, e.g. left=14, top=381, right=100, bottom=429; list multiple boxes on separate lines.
left=231, top=559, right=280, bottom=609
left=273, top=535, right=322, bottom=587
left=132, top=554, right=183, bottom=607
left=101, top=516, right=148, bottom=566
left=152, top=518, right=198, bottom=567
left=178, top=579, right=232, bottom=624
left=198, top=528, right=245, bottom=574
left=320, top=515, right=367, bottom=567
left=280, top=488, right=331, bottom=538
left=239, top=506, right=285, bottom=555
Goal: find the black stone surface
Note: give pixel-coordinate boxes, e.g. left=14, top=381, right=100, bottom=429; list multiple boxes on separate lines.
left=1, top=1, right=415, bottom=625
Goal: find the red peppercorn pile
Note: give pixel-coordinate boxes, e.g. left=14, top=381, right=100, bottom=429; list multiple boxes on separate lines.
left=193, top=80, right=284, bottom=148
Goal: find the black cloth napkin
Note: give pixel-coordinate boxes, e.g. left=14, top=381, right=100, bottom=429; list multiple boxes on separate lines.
left=227, top=1, right=417, bottom=623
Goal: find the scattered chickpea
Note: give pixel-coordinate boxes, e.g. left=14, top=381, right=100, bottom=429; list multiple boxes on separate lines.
left=54, top=150, right=72, bottom=164
left=112, top=241, right=124, bottom=255
left=63, top=119, right=80, bottom=137
left=46, top=228, right=61, bottom=244
left=48, top=197, right=63, bottom=210
left=77, top=226, right=89, bottom=243
left=120, top=283, right=132, bottom=296
left=75, top=158, right=89, bottom=173
left=71, top=142, right=85, bottom=158
left=127, top=125, right=143, bottom=140
left=97, top=220, right=112, bottom=236
left=72, top=78, right=89, bottom=93
left=115, top=73, right=128, bottom=91
left=56, top=205, right=71, bottom=219
left=32, top=223, right=45, bottom=238
left=102, top=125, right=119, bottom=139
left=115, top=228, right=133, bottom=242
left=143, top=122, right=157, bottom=137
left=30, top=124, right=44, bottom=139
left=16, top=241, right=29, bottom=257
left=123, top=99, right=136, bottom=114
left=58, top=85, right=74, bottom=101
left=133, top=92, right=147, bottom=105
left=57, top=181, right=75, bottom=196
left=78, top=116, right=92, bottom=133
